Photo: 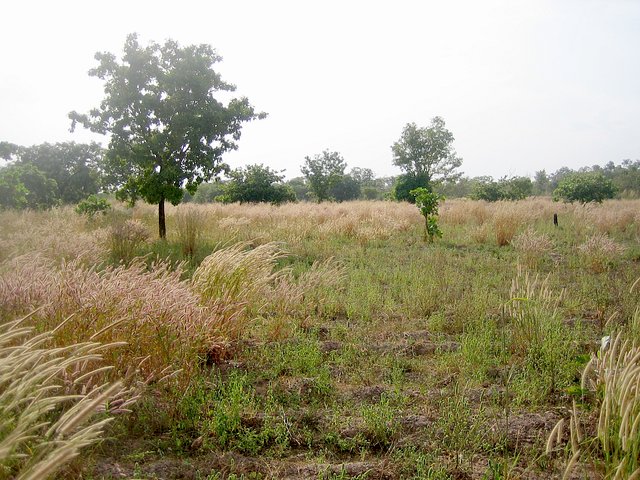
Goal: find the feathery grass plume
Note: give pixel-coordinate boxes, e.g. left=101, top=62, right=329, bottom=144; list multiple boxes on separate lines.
left=174, top=204, right=205, bottom=257
left=0, top=313, right=124, bottom=479
left=507, top=266, right=561, bottom=355
left=108, top=219, right=150, bottom=265
left=578, top=232, right=625, bottom=273
left=0, top=207, right=108, bottom=266
left=193, top=241, right=288, bottom=313
left=0, top=254, right=234, bottom=385
left=511, top=227, right=554, bottom=268
left=551, top=328, right=640, bottom=477
left=193, top=241, right=345, bottom=326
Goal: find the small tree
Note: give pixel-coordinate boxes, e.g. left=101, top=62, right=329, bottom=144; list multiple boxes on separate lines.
left=221, top=164, right=295, bottom=204
left=329, top=174, right=361, bottom=202
left=553, top=172, right=617, bottom=204
left=410, top=187, right=444, bottom=242
left=301, top=150, right=346, bottom=202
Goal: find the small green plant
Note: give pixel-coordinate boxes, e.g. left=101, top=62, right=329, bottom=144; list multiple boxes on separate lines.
left=410, top=187, right=444, bottom=242
left=75, top=195, right=111, bottom=217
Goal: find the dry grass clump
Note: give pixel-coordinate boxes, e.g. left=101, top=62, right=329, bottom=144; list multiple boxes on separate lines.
left=0, top=255, right=234, bottom=384
left=193, top=242, right=288, bottom=316
left=0, top=315, right=124, bottom=480
left=507, top=267, right=561, bottom=355
left=0, top=208, right=107, bottom=266
left=441, top=199, right=491, bottom=225
left=578, top=233, right=625, bottom=273
left=193, top=241, right=345, bottom=324
left=511, top=227, right=554, bottom=268
left=175, top=204, right=206, bottom=257
left=109, top=220, right=150, bottom=265
left=589, top=201, right=638, bottom=235
left=493, top=204, right=523, bottom=246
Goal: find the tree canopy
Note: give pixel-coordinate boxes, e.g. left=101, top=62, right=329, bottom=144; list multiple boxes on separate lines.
left=301, top=150, right=346, bottom=202
left=0, top=141, right=103, bottom=204
left=69, top=33, right=265, bottom=237
left=221, top=164, right=295, bottom=204
left=391, top=117, right=463, bottom=185
left=553, top=172, right=617, bottom=204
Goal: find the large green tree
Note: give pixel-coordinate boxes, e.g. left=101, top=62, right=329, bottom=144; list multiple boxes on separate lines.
left=0, top=164, right=58, bottom=210
left=69, top=33, right=265, bottom=238
left=301, top=150, right=346, bottom=202
left=391, top=117, right=463, bottom=186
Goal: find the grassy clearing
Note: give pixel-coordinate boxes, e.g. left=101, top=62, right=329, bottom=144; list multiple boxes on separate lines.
left=1, top=198, right=639, bottom=479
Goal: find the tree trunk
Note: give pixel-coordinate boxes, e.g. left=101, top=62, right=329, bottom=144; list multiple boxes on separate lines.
left=158, top=197, right=166, bottom=239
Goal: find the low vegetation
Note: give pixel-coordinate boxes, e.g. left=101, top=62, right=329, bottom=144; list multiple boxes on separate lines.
left=1, top=197, right=640, bottom=479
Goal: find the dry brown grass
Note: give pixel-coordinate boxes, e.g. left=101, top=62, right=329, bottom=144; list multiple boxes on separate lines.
left=511, top=227, right=555, bottom=268
left=578, top=233, right=626, bottom=273
left=0, top=255, right=235, bottom=385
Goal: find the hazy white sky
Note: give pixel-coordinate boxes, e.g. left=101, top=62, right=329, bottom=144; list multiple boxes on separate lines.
left=2, top=0, right=639, bottom=179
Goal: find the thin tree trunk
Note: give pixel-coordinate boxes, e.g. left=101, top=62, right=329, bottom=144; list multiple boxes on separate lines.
left=158, top=197, right=166, bottom=239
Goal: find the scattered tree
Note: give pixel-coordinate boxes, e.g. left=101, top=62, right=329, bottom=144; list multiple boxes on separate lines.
left=69, top=33, right=265, bottom=238
left=329, top=174, right=361, bottom=202
left=286, top=177, right=312, bottom=202
left=301, top=150, right=346, bottom=202
left=391, top=117, right=463, bottom=187
left=471, top=176, right=532, bottom=202
left=221, top=164, right=295, bottom=204
left=553, top=172, right=617, bottom=204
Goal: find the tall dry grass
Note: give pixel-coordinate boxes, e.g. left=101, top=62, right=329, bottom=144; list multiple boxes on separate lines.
left=175, top=205, right=206, bottom=257
left=193, top=241, right=345, bottom=327
left=0, top=314, right=124, bottom=480
left=578, top=233, right=625, bottom=273
left=0, top=255, right=235, bottom=385
left=511, top=227, right=554, bottom=268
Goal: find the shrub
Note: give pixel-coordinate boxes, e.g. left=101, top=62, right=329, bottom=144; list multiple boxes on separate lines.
left=410, top=187, right=444, bottom=242
left=393, top=173, right=430, bottom=203
left=553, top=172, right=617, bottom=204
left=75, top=195, right=111, bottom=217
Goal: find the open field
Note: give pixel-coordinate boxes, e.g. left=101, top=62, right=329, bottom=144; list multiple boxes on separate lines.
left=1, top=198, right=640, bottom=479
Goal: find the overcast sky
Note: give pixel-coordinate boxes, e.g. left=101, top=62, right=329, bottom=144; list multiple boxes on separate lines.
left=2, top=0, right=639, bottom=179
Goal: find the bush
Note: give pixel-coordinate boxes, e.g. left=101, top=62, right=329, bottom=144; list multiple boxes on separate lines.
left=393, top=173, right=430, bottom=203
left=553, top=172, right=617, bottom=204
left=75, top=195, right=111, bottom=217
left=221, top=164, right=296, bottom=205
